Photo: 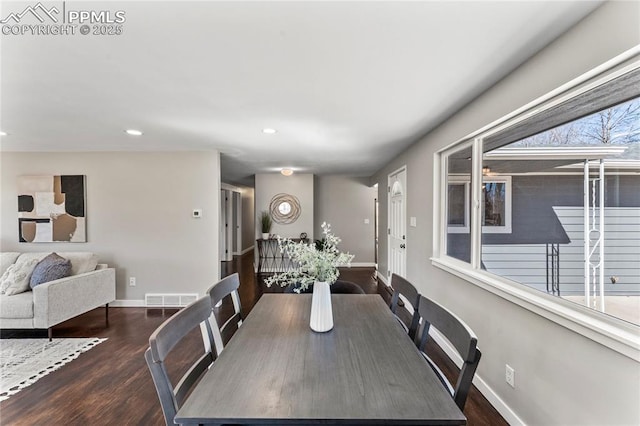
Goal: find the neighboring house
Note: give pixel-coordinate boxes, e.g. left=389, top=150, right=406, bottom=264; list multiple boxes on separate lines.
left=448, top=146, right=640, bottom=299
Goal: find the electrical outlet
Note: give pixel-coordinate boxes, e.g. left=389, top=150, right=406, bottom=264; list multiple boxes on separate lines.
left=129, top=277, right=136, bottom=287
left=505, top=364, right=515, bottom=388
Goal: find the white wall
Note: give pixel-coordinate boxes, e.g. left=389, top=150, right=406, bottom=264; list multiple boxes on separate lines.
left=373, top=2, right=640, bottom=425
left=254, top=173, right=314, bottom=240
left=0, top=151, right=220, bottom=302
left=314, top=175, right=376, bottom=265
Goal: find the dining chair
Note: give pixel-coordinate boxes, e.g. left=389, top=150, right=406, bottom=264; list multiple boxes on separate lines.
left=284, top=280, right=366, bottom=294
left=206, top=273, right=244, bottom=356
left=145, top=296, right=217, bottom=426
left=389, top=273, right=421, bottom=340
left=416, top=294, right=482, bottom=411
left=330, top=280, right=366, bottom=294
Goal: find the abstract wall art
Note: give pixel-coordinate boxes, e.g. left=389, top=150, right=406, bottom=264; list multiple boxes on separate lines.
left=18, top=175, right=86, bottom=243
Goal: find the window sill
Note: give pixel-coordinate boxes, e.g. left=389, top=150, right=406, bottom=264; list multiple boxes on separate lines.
left=431, top=256, right=640, bottom=362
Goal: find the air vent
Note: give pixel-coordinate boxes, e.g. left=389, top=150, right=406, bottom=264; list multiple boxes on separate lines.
left=145, top=293, right=199, bottom=307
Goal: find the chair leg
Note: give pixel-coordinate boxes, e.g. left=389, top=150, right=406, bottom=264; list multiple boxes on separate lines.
left=105, top=303, right=109, bottom=327
left=48, top=327, right=52, bottom=341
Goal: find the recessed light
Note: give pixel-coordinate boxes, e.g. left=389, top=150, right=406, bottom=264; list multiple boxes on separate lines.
left=281, top=168, right=294, bottom=176
left=263, top=128, right=277, bottom=134
left=125, top=129, right=143, bottom=136
left=0, top=131, right=7, bottom=136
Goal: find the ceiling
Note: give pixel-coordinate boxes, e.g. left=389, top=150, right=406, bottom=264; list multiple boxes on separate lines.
left=0, top=1, right=602, bottom=185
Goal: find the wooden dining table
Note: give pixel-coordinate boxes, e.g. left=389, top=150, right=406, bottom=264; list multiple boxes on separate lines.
left=175, top=294, right=466, bottom=425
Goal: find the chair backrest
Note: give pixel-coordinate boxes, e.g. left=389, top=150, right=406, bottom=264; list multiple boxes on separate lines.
left=416, top=295, right=481, bottom=411
left=389, top=273, right=421, bottom=339
left=331, top=280, right=366, bottom=294
left=145, top=297, right=217, bottom=426
left=207, top=273, right=243, bottom=356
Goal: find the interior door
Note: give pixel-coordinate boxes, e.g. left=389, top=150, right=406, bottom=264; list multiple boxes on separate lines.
left=220, top=190, right=233, bottom=262
left=388, top=167, right=407, bottom=280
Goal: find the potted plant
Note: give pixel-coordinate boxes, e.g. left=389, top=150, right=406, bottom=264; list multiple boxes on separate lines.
left=265, top=222, right=354, bottom=332
left=260, top=211, right=272, bottom=239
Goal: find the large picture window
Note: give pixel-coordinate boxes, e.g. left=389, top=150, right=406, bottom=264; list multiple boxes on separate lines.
left=437, top=57, right=640, bottom=342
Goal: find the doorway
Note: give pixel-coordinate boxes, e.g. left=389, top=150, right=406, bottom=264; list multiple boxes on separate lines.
left=388, top=166, right=407, bottom=281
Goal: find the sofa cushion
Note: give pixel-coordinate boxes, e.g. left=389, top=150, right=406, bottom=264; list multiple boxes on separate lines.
left=0, top=292, right=34, bottom=319
left=0, top=252, right=21, bottom=276
left=16, top=252, right=98, bottom=276
left=30, top=253, right=72, bottom=288
left=1, top=259, right=40, bottom=296
left=58, top=252, right=99, bottom=275
left=14, top=252, right=50, bottom=266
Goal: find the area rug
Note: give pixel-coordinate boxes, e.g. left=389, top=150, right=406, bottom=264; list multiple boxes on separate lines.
left=0, top=337, right=106, bottom=401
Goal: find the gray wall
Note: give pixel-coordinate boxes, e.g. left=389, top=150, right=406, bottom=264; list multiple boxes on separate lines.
left=314, top=175, right=376, bottom=264
left=372, top=2, right=640, bottom=424
left=1, top=151, right=220, bottom=302
left=255, top=173, right=314, bottom=240
left=241, top=186, right=255, bottom=251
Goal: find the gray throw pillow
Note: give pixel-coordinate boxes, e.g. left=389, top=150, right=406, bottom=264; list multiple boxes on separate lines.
left=30, top=253, right=72, bottom=288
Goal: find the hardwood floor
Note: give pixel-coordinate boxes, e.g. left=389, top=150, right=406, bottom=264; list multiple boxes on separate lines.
left=0, top=251, right=507, bottom=425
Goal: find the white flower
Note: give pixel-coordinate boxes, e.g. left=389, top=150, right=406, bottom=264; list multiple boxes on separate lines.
left=264, top=223, right=354, bottom=292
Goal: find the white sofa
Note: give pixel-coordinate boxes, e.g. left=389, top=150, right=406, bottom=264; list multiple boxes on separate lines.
left=0, top=252, right=116, bottom=339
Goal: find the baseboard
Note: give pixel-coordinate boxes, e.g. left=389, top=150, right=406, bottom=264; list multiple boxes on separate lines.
left=110, top=299, right=145, bottom=307
left=350, top=262, right=376, bottom=267
left=429, top=328, right=525, bottom=426
left=241, top=245, right=254, bottom=255
left=377, top=271, right=390, bottom=286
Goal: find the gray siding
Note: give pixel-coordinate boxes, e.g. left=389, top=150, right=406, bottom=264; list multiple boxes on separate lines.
left=482, top=207, right=640, bottom=295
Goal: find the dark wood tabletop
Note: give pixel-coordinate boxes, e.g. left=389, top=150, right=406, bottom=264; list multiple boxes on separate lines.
left=175, top=294, right=466, bottom=425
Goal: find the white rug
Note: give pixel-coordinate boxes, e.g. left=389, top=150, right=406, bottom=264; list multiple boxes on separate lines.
left=0, top=337, right=106, bottom=401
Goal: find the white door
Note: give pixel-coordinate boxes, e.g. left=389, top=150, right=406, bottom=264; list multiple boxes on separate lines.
left=388, top=167, right=407, bottom=280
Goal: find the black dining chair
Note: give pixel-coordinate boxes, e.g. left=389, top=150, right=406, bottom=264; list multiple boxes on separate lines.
left=284, top=280, right=365, bottom=294
left=416, top=294, right=481, bottom=411
left=145, top=297, right=218, bottom=426
left=206, top=273, right=244, bottom=356
left=389, top=273, right=421, bottom=341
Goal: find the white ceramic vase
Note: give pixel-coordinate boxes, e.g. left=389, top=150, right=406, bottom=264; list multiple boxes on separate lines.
left=262, top=233, right=270, bottom=240
left=310, top=281, right=334, bottom=332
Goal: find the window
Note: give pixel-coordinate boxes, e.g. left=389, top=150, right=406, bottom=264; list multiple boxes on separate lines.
left=435, top=55, right=640, bottom=357
left=444, top=144, right=471, bottom=262
left=447, top=175, right=512, bottom=234
left=447, top=180, right=469, bottom=232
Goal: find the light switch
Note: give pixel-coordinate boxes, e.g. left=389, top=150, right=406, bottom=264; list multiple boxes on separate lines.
left=364, top=218, right=370, bottom=224
left=410, top=217, right=417, bottom=227
left=192, top=209, right=203, bottom=218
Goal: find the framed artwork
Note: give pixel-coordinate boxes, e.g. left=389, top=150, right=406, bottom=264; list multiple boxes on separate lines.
left=17, top=175, right=86, bottom=243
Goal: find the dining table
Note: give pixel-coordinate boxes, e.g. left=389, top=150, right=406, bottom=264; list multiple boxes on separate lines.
left=175, top=294, right=467, bottom=425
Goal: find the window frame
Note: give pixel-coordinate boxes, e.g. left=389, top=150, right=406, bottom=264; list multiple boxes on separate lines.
left=432, top=50, right=640, bottom=361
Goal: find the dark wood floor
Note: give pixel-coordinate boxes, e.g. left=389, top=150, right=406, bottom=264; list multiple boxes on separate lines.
left=0, top=251, right=507, bottom=426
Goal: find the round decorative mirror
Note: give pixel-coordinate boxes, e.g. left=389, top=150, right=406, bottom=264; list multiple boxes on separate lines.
left=278, top=201, right=292, bottom=215
left=269, top=193, right=301, bottom=224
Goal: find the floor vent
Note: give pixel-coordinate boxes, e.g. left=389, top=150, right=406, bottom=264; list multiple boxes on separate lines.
left=145, top=293, right=199, bottom=307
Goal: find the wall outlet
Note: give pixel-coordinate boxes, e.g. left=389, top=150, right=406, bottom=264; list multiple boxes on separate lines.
left=505, top=364, right=515, bottom=388
left=364, top=218, right=370, bottom=224
left=129, top=277, right=136, bottom=287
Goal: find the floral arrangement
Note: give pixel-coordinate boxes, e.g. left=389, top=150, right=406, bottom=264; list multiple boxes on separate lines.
left=265, top=222, right=354, bottom=292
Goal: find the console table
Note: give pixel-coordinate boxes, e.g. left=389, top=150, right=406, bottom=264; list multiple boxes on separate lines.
left=256, top=238, right=309, bottom=274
